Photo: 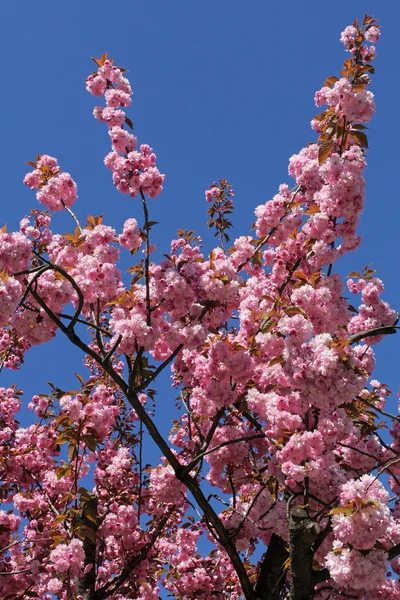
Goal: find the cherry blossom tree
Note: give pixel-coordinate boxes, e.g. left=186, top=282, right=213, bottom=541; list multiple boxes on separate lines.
left=0, top=13, right=399, bottom=600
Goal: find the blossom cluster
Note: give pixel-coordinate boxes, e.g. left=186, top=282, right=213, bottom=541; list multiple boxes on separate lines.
left=87, top=56, right=165, bottom=199
left=24, top=154, right=78, bottom=212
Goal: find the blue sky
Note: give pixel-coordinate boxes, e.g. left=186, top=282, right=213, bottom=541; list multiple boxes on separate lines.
left=0, top=1, right=399, bottom=430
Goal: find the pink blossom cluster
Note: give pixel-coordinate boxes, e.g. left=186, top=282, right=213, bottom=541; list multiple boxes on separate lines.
left=150, top=464, right=186, bottom=506
left=0, top=230, right=31, bottom=274
left=20, top=212, right=52, bottom=245
left=283, top=333, right=369, bottom=410
left=205, top=186, right=219, bottom=203
left=332, top=475, right=391, bottom=549
left=49, top=538, right=85, bottom=575
left=70, top=225, right=124, bottom=314
left=119, top=217, right=143, bottom=252
left=347, top=277, right=398, bottom=344
left=24, top=154, right=78, bottom=212
left=87, top=58, right=165, bottom=199
left=341, top=22, right=380, bottom=50
left=315, top=77, right=375, bottom=123
left=47, top=223, right=124, bottom=316
left=0, top=276, right=22, bottom=328
left=325, top=545, right=387, bottom=591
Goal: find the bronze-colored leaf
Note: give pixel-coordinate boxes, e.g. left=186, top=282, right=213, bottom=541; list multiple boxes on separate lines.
left=329, top=504, right=355, bottom=516
left=350, top=129, right=368, bottom=148
left=68, top=443, right=78, bottom=462
left=53, top=514, right=68, bottom=525
left=83, top=434, right=98, bottom=452
left=324, top=75, right=339, bottom=88
left=304, top=204, right=320, bottom=215
left=293, top=270, right=308, bottom=282
left=285, top=306, right=308, bottom=318
left=268, top=356, right=285, bottom=367
left=318, top=142, right=333, bottom=165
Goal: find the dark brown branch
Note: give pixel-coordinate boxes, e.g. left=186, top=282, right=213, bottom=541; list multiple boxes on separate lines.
left=57, top=312, right=111, bottom=336
left=125, top=387, right=256, bottom=600
left=348, top=324, right=398, bottom=345
left=255, top=534, right=288, bottom=600
left=388, top=542, right=400, bottom=561
left=26, top=284, right=128, bottom=394
left=182, top=433, right=265, bottom=475
left=134, top=343, right=184, bottom=393
left=0, top=568, right=31, bottom=575
left=19, top=265, right=51, bottom=307
left=287, top=503, right=322, bottom=600
left=75, top=496, right=99, bottom=600
left=31, top=251, right=85, bottom=331
left=235, top=478, right=272, bottom=537
left=102, top=334, right=123, bottom=365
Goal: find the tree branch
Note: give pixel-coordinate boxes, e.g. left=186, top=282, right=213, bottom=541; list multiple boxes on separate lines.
left=255, top=534, right=288, bottom=600
left=347, top=324, right=398, bottom=345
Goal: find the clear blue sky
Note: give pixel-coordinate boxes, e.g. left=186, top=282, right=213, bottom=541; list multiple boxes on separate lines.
left=0, top=1, right=399, bottom=422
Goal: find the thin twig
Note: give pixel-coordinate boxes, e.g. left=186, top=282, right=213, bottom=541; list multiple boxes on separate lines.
left=139, top=187, right=151, bottom=326
left=182, top=433, right=265, bottom=475
left=61, top=199, right=83, bottom=233
left=102, top=334, right=123, bottom=364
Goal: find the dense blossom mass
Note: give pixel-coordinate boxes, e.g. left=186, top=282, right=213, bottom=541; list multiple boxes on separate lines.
left=0, top=14, right=399, bottom=600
